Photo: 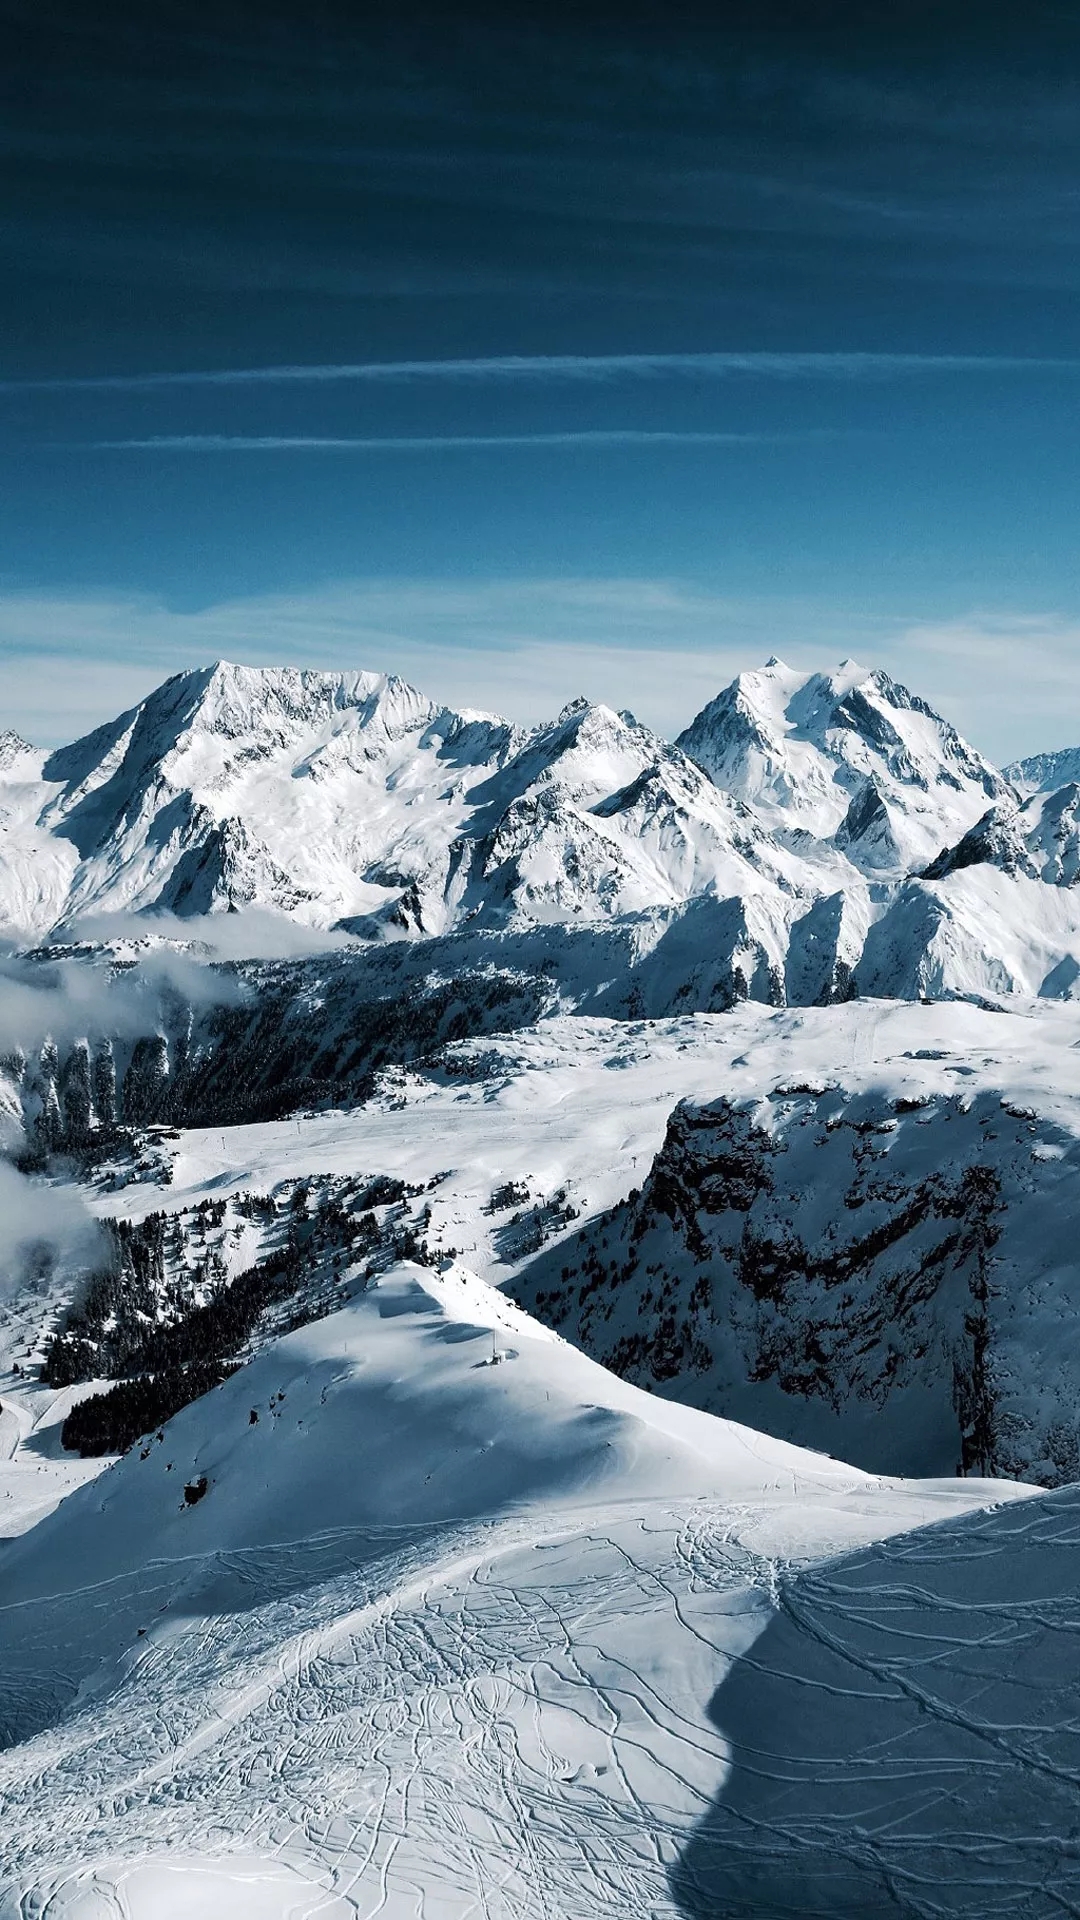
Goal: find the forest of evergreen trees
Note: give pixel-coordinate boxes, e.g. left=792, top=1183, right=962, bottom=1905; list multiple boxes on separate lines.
left=4, top=949, right=550, bottom=1166
left=60, top=1360, right=237, bottom=1457
left=47, top=1176, right=411, bottom=1455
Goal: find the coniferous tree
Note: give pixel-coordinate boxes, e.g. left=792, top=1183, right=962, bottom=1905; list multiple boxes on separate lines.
left=123, top=1034, right=170, bottom=1125
left=92, top=1039, right=117, bottom=1132
left=61, top=1039, right=93, bottom=1147
left=167, top=995, right=193, bottom=1085
left=0, top=1044, right=26, bottom=1081
left=35, top=1078, right=63, bottom=1154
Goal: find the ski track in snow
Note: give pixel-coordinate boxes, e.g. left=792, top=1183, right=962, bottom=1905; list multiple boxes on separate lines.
left=4, top=1484, right=1043, bottom=1920
left=673, top=1486, right=1080, bottom=1919
left=0, top=1500, right=771, bottom=1917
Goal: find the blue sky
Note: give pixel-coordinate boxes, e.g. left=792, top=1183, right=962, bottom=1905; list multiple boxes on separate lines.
left=3, top=2, right=1080, bottom=759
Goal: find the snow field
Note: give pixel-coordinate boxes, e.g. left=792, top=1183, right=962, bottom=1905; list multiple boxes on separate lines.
left=0, top=1261, right=1027, bottom=1919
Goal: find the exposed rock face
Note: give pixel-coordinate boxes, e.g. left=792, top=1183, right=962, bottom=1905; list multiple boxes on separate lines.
left=154, top=812, right=319, bottom=916
left=514, top=1082, right=1080, bottom=1484
left=923, top=802, right=1039, bottom=881
left=834, top=777, right=903, bottom=868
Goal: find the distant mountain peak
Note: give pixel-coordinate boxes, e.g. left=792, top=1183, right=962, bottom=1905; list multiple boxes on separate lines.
left=1005, top=745, right=1080, bottom=796
left=677, top=657, right=1009, bottom=875
left=4, top=655, right=1078, bottom=1011
left=0, top=728, right=34, bottom=767
left=557, top=695, right=592, bottom=723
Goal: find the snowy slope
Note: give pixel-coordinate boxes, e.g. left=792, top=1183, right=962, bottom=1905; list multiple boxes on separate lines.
left=0, top=728, right=81, bottom=934
left=858, top=865, right=1080, bottom=1000
left=437, top=996, right=1080, bottom=1483
left=0, top=993, right=1068, bottom=1492
left=0, top=1254, right=1029, bottom=1919
left=0, top=989, right=1066, bottom=1917
left=674, top=1483, right=1080, bottom=1918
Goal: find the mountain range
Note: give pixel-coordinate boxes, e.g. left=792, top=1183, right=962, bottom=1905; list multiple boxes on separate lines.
left=3, top=658, right=1080, bottom=1915
left=5, top=655, right=1080, bottom=1005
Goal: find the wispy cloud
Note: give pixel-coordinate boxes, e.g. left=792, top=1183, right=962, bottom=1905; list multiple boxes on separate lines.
left=2, top=578, right=1078, bottom=764
left=900, top=613, right=1080, bottom=753
left=0, top=578, right=874, bottom=745
left=6, top=351, right=1077, bottom=395
left=91, top=429, right=817, bottom=452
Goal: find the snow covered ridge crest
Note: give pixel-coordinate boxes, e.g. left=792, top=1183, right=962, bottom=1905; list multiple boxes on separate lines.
left=3, top=654, right=1080, bottom=1004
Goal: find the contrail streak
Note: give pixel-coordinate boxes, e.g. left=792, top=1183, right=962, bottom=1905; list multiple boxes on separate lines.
left=91, top=428, right=816, bottom=451
left=9, top=350, right=1078, bottom=394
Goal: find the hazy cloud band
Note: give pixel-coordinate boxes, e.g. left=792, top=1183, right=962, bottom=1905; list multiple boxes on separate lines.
left=9, top=351, right=1080, bottom=395
left=2, top=578, right=1078, bottom=768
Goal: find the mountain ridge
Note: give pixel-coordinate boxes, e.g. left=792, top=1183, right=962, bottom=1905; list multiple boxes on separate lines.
left=3, top=656, right=1080, bottom=1008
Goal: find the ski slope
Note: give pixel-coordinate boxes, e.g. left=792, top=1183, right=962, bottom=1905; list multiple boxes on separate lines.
left=674, top=1484, right=1080, bottom=1918
left=0, top=1259, right=1032, bottom=1920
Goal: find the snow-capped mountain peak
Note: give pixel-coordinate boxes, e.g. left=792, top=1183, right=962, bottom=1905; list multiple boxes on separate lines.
left=1005, top=744, right=1080, bottom=796
left=6, top=656, right=1080, bottom=1011
left=11, top=665, right=528, bottom=933
left=677, top=656, right=1011, bottom=874
left=0, top=728, right=34, bottom=769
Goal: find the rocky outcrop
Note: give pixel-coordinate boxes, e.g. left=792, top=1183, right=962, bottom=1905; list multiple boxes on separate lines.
left=514, top=1082, right=1080, bottom=1484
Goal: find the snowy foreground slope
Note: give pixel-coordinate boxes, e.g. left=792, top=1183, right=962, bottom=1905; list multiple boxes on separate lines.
left=0, top=1003, right=1074, bottom=1912
left=672, top=1482, right=1080, bottom=1919
left=0, top=1004, right=1077, bottom=1910
left=0, top=1256, right=1038, bottom=1920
